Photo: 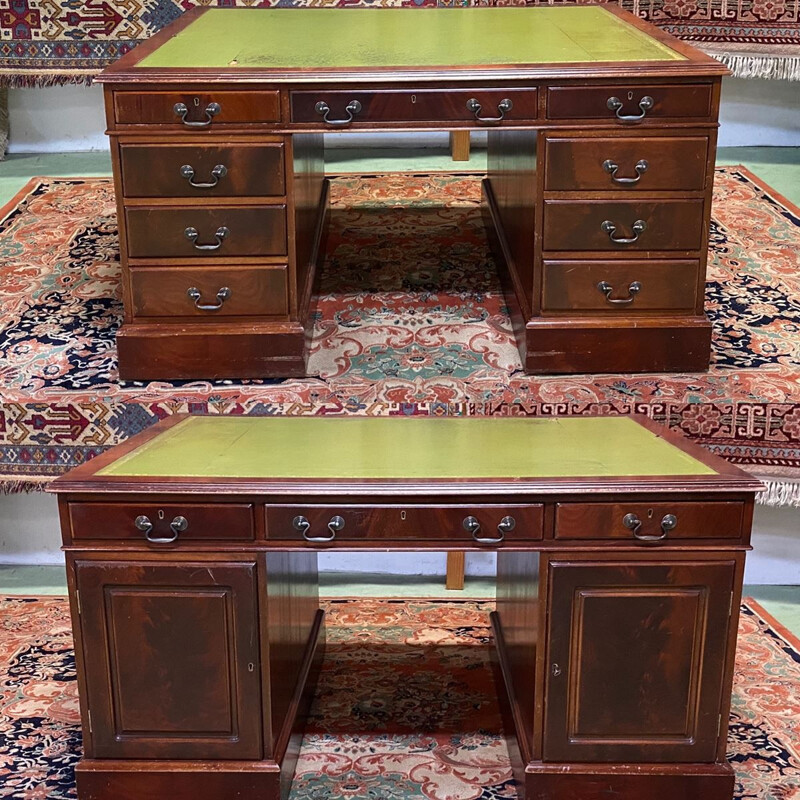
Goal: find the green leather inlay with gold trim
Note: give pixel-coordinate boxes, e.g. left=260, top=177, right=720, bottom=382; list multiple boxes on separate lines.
left=98, top=417, right=716, bottom=480
left=137, top=8, right=684, bottom=70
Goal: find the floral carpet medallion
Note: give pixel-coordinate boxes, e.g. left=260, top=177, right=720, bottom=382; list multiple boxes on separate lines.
left=1, top=168, right=800, bottom=496
left=0, top=597, right=798, bottom=799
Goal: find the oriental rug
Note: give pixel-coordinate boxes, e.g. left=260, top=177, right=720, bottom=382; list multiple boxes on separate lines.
left=0, top=596, right=798, bottom=799
left=1, top=167, right=800, bottom=499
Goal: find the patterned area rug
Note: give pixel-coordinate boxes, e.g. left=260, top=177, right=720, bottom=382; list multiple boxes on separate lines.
left=0, top=596, right=797, bottom=799
left=1, top=167, right=799, bottom=498
left=1, top=1, right=798, bottom=86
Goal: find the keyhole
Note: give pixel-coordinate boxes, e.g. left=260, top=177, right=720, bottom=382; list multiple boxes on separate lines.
left=627, top=90, right=634, bottom=101
left=193, top=97, right=200, bottom=107
left=400, top=510, right=407, bottom=521
left=157, top=509, right=165, bottom=520
left=411, top=95, right=416, bottom=104
left=647, top=508, right=654, bottom=519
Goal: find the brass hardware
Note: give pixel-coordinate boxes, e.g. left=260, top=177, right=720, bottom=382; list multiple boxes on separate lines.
left=135, top=514, right=188, bottom=544
left=551, top=663, right=562, bottom=677
left=315, top=99, right=362, bottom=126
left=606, top=95, right=654, bottom=122
left=184, top=225, right=229, bottom=251
left=464, top=515, right=508, bottom=545
left=600, top=219, right=647, bottom=245
left=173, top=101, right=221, bottom=128
left=180, top=163, right=228, bottom=189
left=187, top=286, right=231, bottom=312
left=623, top=512, right=676, bottom=543
left=466, top=97, right=513, bottom=124
left=597, top=280, right=642, bottom=305
left=602, top=158, right=649, bottom=185
left=293, top=514, right=343, bottom=543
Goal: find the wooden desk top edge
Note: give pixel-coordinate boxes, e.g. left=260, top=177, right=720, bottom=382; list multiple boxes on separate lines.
left=96, top=5, right=729, bottom=85
left=49, top=414, right=763, bottom=496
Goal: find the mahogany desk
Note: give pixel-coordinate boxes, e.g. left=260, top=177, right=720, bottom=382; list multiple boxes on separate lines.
left=96, top=6, right=728, bottom=381
left=50, top=415, right=761, bottom=800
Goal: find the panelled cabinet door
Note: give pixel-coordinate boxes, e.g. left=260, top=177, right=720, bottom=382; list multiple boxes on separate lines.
left=74, top=560, right=262, bottom=760
left=544, top=559, right=736, bottom=763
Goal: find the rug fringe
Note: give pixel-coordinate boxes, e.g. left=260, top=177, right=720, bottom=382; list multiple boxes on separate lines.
left=704, top=51, right=800, bottom=81
left=0, top=73, right=97, bottom=89
left=0, top=479, right=50, bottom=494
left=757, top=479, right=800, bottom=508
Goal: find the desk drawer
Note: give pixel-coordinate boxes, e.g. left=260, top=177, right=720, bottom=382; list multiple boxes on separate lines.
left=130, top=265, right=288, bottom=319
left=126, top=205, right=287, bottom=259
left=554, top=501, right=744, bottom=543
left=114, top=90, right=281, bottom=126
left=542, top=259, right=699, bottom=312
left=266, top=504, right=543, bottom=544
left=68, top=502, right=255, bottom=544
left=291, top=88, right=538, bottom=125
left=542, top=199, right=705, bottom=252
left=120, top=143, right=285, bottom=198
left=546, top=84, right=712, bottom=122
left=544, top=136, right=709, bottom=192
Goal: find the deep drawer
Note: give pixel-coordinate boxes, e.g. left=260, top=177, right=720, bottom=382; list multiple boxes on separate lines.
left=546, top=84, right=713, bottom=122
left=542, top=259, right=699, bottom=312
left=291, top=88, right=538, bottom=125
left=68, top=502, right=255, bottom=543
left=130, top=265, right=288, bottom=319
left=114, top=90, right=281, bottom=126
left=554, top=501, right=744, bottom=542
left=266, top=504, right=544, bottom=544
left=125, top=205, right=287, bottom=259
left=542, top=199, right=705, bottom=252
left=120, top=143, right=285, bottom=198
left=544, top=136, right=709, bottom=192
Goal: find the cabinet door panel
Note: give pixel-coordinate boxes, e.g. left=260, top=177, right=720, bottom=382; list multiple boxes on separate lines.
left=75, top=560, right=262, bottom=760
left=544, top=559, right=735, bottom=763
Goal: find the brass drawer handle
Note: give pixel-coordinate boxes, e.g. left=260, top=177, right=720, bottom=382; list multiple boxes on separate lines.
left=180, top=163, right=228, bottom=189
left=184, top=225, right=229, bottom=251
left=187, top=286, right=231, bottom=311
left=293, top=514, right=344, bottom=543
left=601, top=219, right=646, bottom=245
left=464, top=515, right=513, bottom=545
left=315, top=100, right=362, bottom=126
left=606, top=95, right=654, bottom=122
left=602, top=159, right=648, bottom=185
left=466, top=97, right=513, bottom=124
left=623, top=512, right=677, bottom=543
left=597, top=280, right=642, bottom=305
left=135, top=514, right=188, bottom=544
left=173, top=101, right=221, bottom=128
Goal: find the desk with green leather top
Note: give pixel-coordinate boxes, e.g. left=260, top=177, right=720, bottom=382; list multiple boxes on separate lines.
left=51, top=414, right=760, bottom=800
left=97, top=5, right=727, bottom=381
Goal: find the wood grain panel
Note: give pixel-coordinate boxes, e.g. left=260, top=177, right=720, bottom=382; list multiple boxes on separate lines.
left=114, top=90, right=281, bottom=125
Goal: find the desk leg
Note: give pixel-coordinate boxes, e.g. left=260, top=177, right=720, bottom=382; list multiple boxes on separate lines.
left=449, top=130, right=471, bottom=162
left=445, top=551, right=465, bottom=589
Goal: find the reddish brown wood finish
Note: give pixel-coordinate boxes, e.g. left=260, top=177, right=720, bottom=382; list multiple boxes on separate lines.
left=114, top=90, right=281, bottom=125
left=130, top=265, right=289, bottom=319
left=544, top=136, right=709, bottom=192
left=120, top=142, right=285, bottom=198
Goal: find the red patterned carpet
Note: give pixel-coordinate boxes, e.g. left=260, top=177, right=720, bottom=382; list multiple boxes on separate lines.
left=0, top=597, right=797, bottom=799
left=0, top=168, right=799, bottom=496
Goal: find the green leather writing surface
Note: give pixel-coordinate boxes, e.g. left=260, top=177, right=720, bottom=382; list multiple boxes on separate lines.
left=137, top=8, right=684, bottom=70
left=99, top=417, right=715, bottom=479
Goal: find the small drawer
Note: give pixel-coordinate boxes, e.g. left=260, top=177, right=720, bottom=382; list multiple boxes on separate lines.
left=114, top=90, right=281, bottom=126
left=68, top=503, right=255, bottom=543
left=542, top=259, right=699, bottom=312
left=544, top=136, right=709, bottom=192
left=554, top=501, right=744, bottom=542
left=120, top=143, right=285, bottom=198
left=546, top=84, right=712, bottom=122
left=291, top=88, right=538, bottom=125
left=125, top=205, right=287, bottom=259
left=130, top=265, right=288, bottom=319
left=542, top=199, right=705, bottom=252
left=266, top=504, right=543, bottom=545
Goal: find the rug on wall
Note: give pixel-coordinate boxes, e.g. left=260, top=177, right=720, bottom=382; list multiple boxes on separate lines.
left=1, top=166, right=800, bottom=499
left=0, top=595, right=797, bottom=798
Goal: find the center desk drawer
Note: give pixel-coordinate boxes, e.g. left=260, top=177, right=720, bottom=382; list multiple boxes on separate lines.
left=555, top=501, right=745, bottom=542
left=542, top=199, right=705, bottom=252
left=267, top=504, right=544, bottom=544
left=291, top=88, right=538, bottom=125
left=126, top=205, right=287, bottom=259
left=130, top=265, right=288, bottom=319
left=120, top=143, right=285, bottom=198
left=68, top=502, right=255, bottom=543
left=114, top=90, right=281, bottom=126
